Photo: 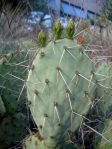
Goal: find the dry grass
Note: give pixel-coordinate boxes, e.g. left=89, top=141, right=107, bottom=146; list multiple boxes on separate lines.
left=81, top=24, right=112, bottom=64
left=0, top=4, right=29, bottom=42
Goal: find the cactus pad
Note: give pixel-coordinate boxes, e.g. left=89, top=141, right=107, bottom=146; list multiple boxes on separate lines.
left=94, top=63, right=112, bottom=115
left=0, top=50, right=29, bottom=112
left=23, top=133, right=80, bottom=149
left=27, top=38, right=96, bottom=147
left=96, top=119, right=112, bottom=149
left=0, top=113, right=27, bottom=149
left=23, top=133, right=45, bottom=149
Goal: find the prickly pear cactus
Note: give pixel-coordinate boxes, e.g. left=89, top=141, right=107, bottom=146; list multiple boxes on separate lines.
left=23, top=133, right=45, bottom=149
left=0, top=50, right=29, bottom=148
left=0, top=50, right=28, bottom=113
left=0, top=113, right=27, bottom=149
left=26, top=22, right=96, bottom=147
left=95, top=119, right=112, bottom=149
left=94, top=63, right=112, bottom=115
left=23, top=133, right=80, bottom=149
left=92, top=63, right=112, bottom=149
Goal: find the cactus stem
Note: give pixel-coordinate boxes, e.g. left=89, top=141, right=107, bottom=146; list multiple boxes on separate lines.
left=59, top=70, right=72, bottom=94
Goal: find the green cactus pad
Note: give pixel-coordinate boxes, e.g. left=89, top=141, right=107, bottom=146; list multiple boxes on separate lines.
left=94, top=63, right=112, bottom=115
left=0, top=113, right=27, bottom=149
left=0, top=50, right=29, bottom=112
left=0, top=50, right=29, bottom=148
left=27, top=38, right=96, bottom=147
left=23, top=133, right=80, bottom=149
left=95, top=119, right=112, bottom=149
left=23, top=133, right=45, bottom=149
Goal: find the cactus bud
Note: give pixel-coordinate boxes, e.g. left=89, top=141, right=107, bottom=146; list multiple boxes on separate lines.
left=66, top=19, right=75, bottom=39
left=37, top=30, right=46, bottom=47
left=52, top=20, right=63, bottom=39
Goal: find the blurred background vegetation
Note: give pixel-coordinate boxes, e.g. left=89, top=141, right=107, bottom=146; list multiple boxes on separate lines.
left=0, top=0, right=112, bottom=61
